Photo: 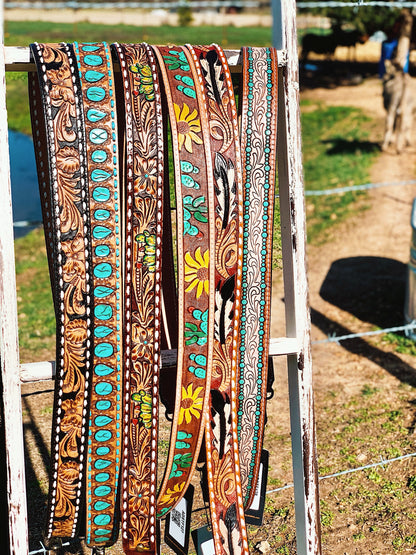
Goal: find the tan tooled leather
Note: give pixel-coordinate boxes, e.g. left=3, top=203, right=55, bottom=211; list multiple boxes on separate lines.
left=113, top=42, right=164, bottom=554
left=30, top=42, right=93, bottom=543
left=237, top=47, right=279, bottom=509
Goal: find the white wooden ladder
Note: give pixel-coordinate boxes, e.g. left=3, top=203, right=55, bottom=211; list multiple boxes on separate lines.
left=0, top=0, right=322, bottom=552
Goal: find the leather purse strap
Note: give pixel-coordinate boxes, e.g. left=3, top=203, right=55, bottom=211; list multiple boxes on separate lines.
left=112, top=42, right=164, bottom=554
left=237, top=46, right=279, bottom=508
left=152, top=45, right=216, bottom=518
left=186, top=43, right=249, bottom=554
left=29, top=42, right=94, bottom=543
left=72, top=41, right=123, bottom=548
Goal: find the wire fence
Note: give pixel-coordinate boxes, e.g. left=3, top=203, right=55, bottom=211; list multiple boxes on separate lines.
left=305, top=179, right=416, bottom=197
left=5, top=0, right=260, bottom=8
left=297, top=1, right=416, bottom=8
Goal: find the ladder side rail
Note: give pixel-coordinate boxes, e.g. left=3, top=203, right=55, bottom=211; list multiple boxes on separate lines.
left=0, top=1, right=29, bottom=551
left=276, top=0, right=322, bottom=553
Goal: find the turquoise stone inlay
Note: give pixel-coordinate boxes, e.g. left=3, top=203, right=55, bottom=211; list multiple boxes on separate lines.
left=93, top=225, right=112, bottom=239
left=91, top=151, right=108, bottom=164
left=95, top=472, right=110, bottom=483
left=94, top=485, right=112, bottom=497
left=94, top=342, right=114, bottom=358
left=95, top=459, right=112, bottom=470
left=96, top=446, right=111, bottom=456
left=91, top=168, right=112, bottom=182
left=87, top=86, right=106, bottom=102
left=95, top=245, right=111, bottom=258
left=95, top=325, right=113, bottom=338
left=94, top=514, right=111, bottom=526
left=94, top=209, right=111, bottom=221
left=94, top=262, right=112, bottom=279
left=94, top=500, right=111, bottom=511
left=94, top=381, right=113, bottom=396
left=82, top=44, right=101, bottom=52
left=94, top=304, right=113, bottom=320
left=94, top=415, right=113, bottom=427
left=87, top=108, right=107, bottom=122
left=95, top=363, right=114, bottom=377
left=84, top=54, right=103, bottom=66
left=85, top=69, right=105, bottom=83
left=90, top=128, right=108, bottom=145
left=94, top=528, right=111, bottom=536
left=94, top=285, right=113, bottom=298
left=95, top=399, right=111, bottom=411
left=94, top=429, right=112, bottom=442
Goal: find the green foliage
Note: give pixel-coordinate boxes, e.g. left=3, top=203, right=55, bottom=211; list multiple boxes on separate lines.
left=383, top=332, right=416, bottom=356
left=298, top=2, right=400, bottom=36
left=177, top=5, right=194, bottom=27
left=5, top=20, right=271, bottom=49
left=14, top=228, right=55, bottom=360
left=301, top=101, right=379, bottom=243
left=6, top=72, right=30, bottom=135
left=361, top=384, right=379, bottom=397
left=407, top=475, right=416, bottom=491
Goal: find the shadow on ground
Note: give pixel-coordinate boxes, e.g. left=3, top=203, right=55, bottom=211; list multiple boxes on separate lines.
left=319, top=256, right=406, bottom=329
left=300, top=60, right=379, bottom=90
left=321, top=138, right=380, bottom=155
left=311, top=256, right=416, bottom=385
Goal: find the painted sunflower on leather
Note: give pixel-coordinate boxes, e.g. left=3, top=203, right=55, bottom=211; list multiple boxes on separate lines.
left=178, top=384, right=204, bottom=425
left=184, top=247, right=209, bottom=298
left=173, top=102, right=203, bottom=153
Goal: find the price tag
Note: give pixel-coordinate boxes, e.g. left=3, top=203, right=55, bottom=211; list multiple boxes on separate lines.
left=245, top=450, right=269, bottom=526
left=165, top=485, right=194, bottom=554
left=191, top=525, right=215, bottom=555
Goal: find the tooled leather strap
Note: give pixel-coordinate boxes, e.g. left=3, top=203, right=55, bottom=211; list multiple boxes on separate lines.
left=186, top=44, right=249, bottom=554
left=113, top=42, right=164, bottom=554
left=152, top=45, right=216, bottom=518
left=237, top=46, right=279, bottom=508
left=72, top=41, right=123, bottom=547
left=29, top=42, right=93, bottom=542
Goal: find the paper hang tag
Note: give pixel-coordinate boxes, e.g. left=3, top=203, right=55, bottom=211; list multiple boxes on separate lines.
left=245, top=449, right=269, bottom=526
left=191, top=525, right=215, bottom=555
left=164, top=484, right=194, bottom=555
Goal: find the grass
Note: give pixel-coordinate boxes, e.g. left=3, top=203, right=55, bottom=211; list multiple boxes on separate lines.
left=264, top=375, right=416, bottom=553
left=14, top=227, right=55, bottom=361
left=4, top=20, right=272, bottom=49
left=301, top=100, right=380, bottom=243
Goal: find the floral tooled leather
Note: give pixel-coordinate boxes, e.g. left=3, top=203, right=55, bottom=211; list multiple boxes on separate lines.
left=152, top=45, right=216, bottom=518
left=186, top=44, right=249, bottom=555
left=73, top=41, right=123, bottom=548
left=237, top=47, right=279, bottom=509
left=113, top=42, right=164, bottom=554
left=30, top=42, right=93, bottom=541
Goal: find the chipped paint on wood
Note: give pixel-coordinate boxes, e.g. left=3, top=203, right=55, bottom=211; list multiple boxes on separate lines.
left=0, top=3, right=29, bottom=550
left=274, top=0, right=322, bottom=553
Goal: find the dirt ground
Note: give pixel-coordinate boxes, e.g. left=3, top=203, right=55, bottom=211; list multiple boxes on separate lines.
left=15, top=53, right=416, bottom=555
left=264, top=75, right=416, bottom=554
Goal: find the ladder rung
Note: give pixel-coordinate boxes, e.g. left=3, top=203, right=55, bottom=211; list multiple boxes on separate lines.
left=4, top=45, right=288, bottom=72
left=20, top=337, right=298, bottom=382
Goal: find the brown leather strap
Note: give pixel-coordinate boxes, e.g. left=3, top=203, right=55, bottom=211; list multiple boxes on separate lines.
left=72, top=41, right=123, bottom=548
left=237, top=46, right=279, bottom=508
left=152, top=45, right=216, bottom=519
left=113, top=42, right=164, bottom=554
left=186, top=43, right=249, bottom=554
left=29, top=42, right=93, bottom=543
